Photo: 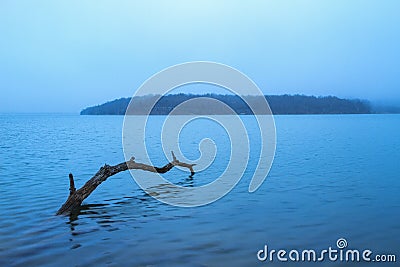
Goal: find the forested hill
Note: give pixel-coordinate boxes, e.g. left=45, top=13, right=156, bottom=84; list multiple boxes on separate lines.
left=80, top=94, right=372, bottom=115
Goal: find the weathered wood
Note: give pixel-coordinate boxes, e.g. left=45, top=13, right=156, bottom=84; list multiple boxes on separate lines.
left=68, top=173, right=76, bottom=196
left=57, top=152, right=195, bottom=215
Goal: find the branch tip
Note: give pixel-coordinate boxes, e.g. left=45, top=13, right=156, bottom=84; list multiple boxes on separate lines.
left=171, top=151, right=177, bottom=161
left=68, top=173, right=76, bottom=196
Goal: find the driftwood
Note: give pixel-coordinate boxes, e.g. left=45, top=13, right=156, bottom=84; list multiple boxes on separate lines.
left=57, top=151, right=195, bottom=215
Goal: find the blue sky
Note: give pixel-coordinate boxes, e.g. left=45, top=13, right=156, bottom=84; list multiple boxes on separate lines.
left=1, top=0, right=399, bottom=112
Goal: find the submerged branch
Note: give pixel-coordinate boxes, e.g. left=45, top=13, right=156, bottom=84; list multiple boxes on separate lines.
left=57, top=152, right=195, bottom=215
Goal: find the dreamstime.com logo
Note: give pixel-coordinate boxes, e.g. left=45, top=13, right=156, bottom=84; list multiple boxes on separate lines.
left=257, top=238, right=397, bottom=263
left=122, top=62, right=276, bottom=207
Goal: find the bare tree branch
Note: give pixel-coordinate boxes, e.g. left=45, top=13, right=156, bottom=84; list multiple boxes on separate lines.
left=57, top=152, right=195, bottom=215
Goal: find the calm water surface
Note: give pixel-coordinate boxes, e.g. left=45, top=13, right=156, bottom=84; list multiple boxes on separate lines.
left=0, top=114, right=399, bottom=266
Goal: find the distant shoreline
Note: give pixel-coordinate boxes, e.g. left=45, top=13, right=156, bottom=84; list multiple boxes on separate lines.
left=80, top=94, right=399, bottom=115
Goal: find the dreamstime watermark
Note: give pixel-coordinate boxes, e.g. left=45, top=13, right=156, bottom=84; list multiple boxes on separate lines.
left=122, top=61, right=276, bottom=207
left=257, top=238, right=397, bottom=263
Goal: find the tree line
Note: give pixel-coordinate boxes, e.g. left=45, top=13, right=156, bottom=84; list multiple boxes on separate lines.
left=80, top=94, right=372, bottom=115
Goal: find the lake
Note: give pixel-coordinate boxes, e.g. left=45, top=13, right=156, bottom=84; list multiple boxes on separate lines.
left=0, top=114, right=399, bottom=266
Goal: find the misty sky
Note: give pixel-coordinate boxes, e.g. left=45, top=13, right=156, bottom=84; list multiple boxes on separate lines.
left=1, top=0, right=399, bottom=112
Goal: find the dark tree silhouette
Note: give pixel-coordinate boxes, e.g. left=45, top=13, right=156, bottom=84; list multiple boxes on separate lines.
left=80, top=94, right=372, bottom=115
